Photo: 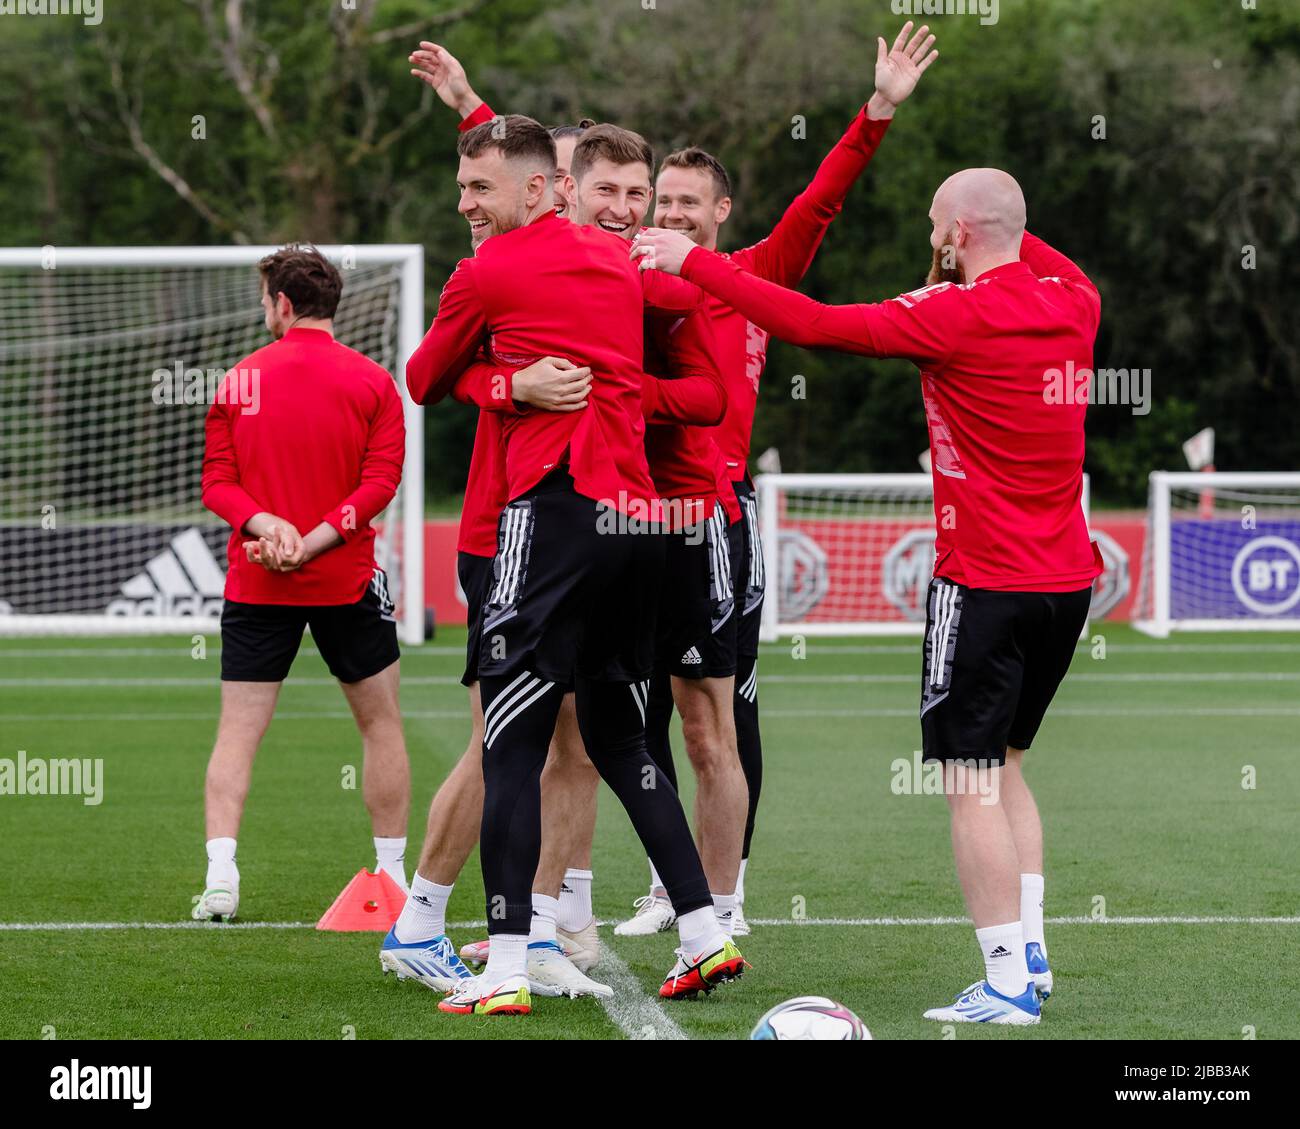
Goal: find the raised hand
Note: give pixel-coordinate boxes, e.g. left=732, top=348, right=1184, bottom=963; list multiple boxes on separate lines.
left=870, top=21, right=938, bottom=116
left=408, top=41, right=484, bottom=119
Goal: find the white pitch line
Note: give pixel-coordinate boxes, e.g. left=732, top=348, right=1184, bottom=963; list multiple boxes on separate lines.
left=4, top=915, right=1297, bottom=933
left=755, top=672, right=1300, bottom=684
left=757, top=643, right=1300, bottom=656
left=5, top=671, right=1299, bottom=690
left=743, top=916, right=1300, bottom=926
left=0, top=647, right=469, bottom=660
left=0, top=920, right=317, bottom=931
left=591, top=945, right=687, bottom=1041
left=0, top=676, right=465, bottom=688
left=6, top=643, right=1295, bottom=660
left=7, top=707, right=1300, bottom=723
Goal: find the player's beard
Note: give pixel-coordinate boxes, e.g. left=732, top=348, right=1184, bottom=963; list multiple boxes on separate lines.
left=927, top=229, right=964, bottom=285
left=469, top=201, right=529, bottom=249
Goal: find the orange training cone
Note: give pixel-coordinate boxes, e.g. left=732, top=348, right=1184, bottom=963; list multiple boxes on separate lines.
left=316, top=868, right=407, bottom=932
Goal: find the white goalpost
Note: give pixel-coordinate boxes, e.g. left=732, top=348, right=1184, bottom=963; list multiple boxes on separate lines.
left=0, top=245, right=426, bottom=644
left=755, top=472, right=1091, bottom=640
left=1132, top=471, right=1300, bottom=637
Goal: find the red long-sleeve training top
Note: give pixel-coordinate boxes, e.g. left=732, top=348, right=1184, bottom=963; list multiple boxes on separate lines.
left=442, top=103, right=736, bottom=552
left=202, top=327, right=405, bottom=604
left=452, top=272, right=739, bottom=535
left=407, top=211, right=660, bottom=517
left=679, top=233, right=1105, bottom=592
left=706, top=106, right=892, bottom=482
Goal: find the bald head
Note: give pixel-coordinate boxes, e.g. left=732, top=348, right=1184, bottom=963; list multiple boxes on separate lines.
left=931, top=168, right=1026, bottom=261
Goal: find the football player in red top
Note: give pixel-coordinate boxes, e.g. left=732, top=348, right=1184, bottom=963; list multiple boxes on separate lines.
left=636, top=151, right=1103, bottom=1024
left=614, top=19, right=938, bottom=940
left=198, top=245, right=410, bottom=925
left=406, top=114, right=745, bottom=1015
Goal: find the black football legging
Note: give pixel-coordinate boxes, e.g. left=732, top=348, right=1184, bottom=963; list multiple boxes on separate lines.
left=644, top=652, right=764, bottom=860
left=479, top=670, right=713, bottom=937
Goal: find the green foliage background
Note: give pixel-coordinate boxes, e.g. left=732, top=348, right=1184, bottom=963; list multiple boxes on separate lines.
left=1, top=0, right=1296, bottom=507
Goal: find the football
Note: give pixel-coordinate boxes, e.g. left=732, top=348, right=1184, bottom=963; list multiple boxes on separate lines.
left=749, top=996, right=872, bottom=1040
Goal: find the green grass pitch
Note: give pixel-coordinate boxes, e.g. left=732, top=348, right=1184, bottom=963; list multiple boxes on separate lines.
left=1, top=626, right=1297, bottom=1040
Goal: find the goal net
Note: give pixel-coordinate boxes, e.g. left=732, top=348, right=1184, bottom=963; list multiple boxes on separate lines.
left=755, top=472, right=1091, bottom=639
left=1132, top=472, right=1300, bottom=636
left=0, top=245, right=425, bottom=643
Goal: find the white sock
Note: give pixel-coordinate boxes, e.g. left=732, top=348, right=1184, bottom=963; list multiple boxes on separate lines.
left=677, top=905, right=724, bottom=958
left=1021, top=873, right=1046, bottom=959
left=374, top=836, right=408, bottom=891
left=712, top=893, right=737, bottom=937
left=394, top=874, right=452, bottom=943
left=976, top=921, right=1031, bottom=998
left=482, top=933, right=529, bottom=984
left=736, top=857, right=748, bottom=905
left=648, top=860, right=667, bottom=899
left=205, top=837, right=238, bottom=890
left=558, top=868, right=593, bottom=932
left=528, top=893, right=559, bottom=946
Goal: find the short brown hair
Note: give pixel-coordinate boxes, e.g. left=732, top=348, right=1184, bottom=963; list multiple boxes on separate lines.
left=549, top=118, right=595, bottom=141
left=570, top=124, right=654, bottom=186
left=659, top=147, right=733, bottom=202
left=257, top=244, right=343, bottom=320
left=457, top=113, right=556, bottom=176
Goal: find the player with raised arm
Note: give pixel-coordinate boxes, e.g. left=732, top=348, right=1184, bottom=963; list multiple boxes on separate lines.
left=635, top=161, right=1104, bottom=1023
left=197, top=246, right=410, bottom=923
left=377, top=92, right=611, bottom=999
left=408, top=44, right=751, bottom=986
left=616, top=19, right=937, bottom=939
left=406, top=114, right=744, bottom=1016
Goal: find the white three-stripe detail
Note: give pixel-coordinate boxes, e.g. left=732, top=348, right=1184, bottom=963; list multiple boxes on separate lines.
left=928, top=583, right=957, bottom=688
left=629, top=679, right=649, bottom=725
left=483, top=671, right=555, bottom=749
left=738, top=663, right=758, bottom=703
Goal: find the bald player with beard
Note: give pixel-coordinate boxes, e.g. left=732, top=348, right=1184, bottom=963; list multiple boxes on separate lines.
left=636, top=166, right=1103, bottom=1026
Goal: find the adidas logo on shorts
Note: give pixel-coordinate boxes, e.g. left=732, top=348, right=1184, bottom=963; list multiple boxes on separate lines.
left=681, top=647, right=703, bottom=665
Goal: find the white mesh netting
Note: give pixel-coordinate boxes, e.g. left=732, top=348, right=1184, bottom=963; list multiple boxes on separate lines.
left=0, top=254, right=409, bottom=633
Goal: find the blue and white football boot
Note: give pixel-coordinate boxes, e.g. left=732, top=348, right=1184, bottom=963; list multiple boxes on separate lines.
left=923, top=979, right=1041, bottom=1025
left=379, top=927, right=475, bottom=993
left=1026, top=942, right=1053, bottom=1002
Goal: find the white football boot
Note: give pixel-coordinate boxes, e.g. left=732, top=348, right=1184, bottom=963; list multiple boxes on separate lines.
left=526, top=941, right=612, bottom=999
left=731, top=900, right=751, bottom=937
left=614, top=893, right=676, bottom=936
left=192, top=884, right=238, bottom=922
left=461, top=924, right=599, bottom=972
left=379, top=927, right=475, bottom=992
left=922, top=979, right=1041, bottom=1025
left=556, top=919, right=601, bottom=972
